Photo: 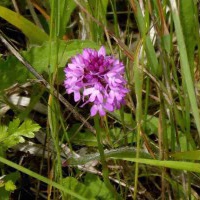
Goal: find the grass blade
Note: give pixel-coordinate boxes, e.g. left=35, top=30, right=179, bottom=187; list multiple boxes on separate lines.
left=169, top=0, right=200, bottom=137
left=111, top=157, right=200, bottom=173
left=0, top=156, right=87, bottom=200
left=0, top=6, right=49, bottom=44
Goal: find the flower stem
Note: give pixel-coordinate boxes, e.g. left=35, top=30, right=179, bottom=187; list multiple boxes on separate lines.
left=94, top=115, right=119, bottom=198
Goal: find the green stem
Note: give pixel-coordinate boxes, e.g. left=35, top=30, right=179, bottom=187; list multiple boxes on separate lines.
left=133, top=123, right=141, bottom=200
left=94, top=115, right=119, bottom=198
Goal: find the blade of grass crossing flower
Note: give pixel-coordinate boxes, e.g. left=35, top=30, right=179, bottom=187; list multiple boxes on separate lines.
left=0, top=157, right=87, bottom=200
left=169, top=0, right=200, bottom=137
left=133, top=41, right=144, bottom=199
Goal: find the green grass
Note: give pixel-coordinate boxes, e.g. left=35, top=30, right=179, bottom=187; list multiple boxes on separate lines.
left=0, top=0, right=200, bottom=199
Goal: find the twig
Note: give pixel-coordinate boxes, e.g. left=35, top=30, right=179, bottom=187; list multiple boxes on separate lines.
left=26, top=0, right=43, bottom=30
left=11, top=0, right=20, bottom=14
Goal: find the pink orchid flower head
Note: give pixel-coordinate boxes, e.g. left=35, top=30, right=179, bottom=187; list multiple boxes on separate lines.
left=64, top=46, right=128, bottom=116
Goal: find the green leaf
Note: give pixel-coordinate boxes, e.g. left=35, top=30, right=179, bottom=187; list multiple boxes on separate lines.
left=111, top=157, right=200, bottom=173
left=0, top=172, right=20, bottom=200
left=59, top=0, right=77, bottom=38
left=0, top=56, right=30, bottom=91
left=85, top=0, right=108, bottom=42
left=0, top=187, right=9, bottom=200
left=0, top=182, right=4, bottom=188
left=24, top=40, right=100, bottom=73
left=132, top=1, right=159, bottom=75
left=67, top=147, right=152, bottom=165
left=62, top=177, right=96, bottom=200
left=4, top=172, right=20, bottom=183
left=0, top=126, right=8, bottom=142
left=7, top=118, right=21, bottom=134
left=84, top=174, right=115, bottom=200
left=170, top=0, right=200, bottom=136
left=180, top=0, right=196, bottom=71
left=0, top=6, right=49, bottom=44
left=16, top=119, right=40, bottom=138
left=0, top=40, right=100, bottom=90
left=170, top=150, right=200, bottom=160
left=109, top=127, right=135, bottom=147
left=4, top=180, right=16, bottom=192
left=68, top=124, right=97, bottom=146
left=161, top=34, right=172, bottom=54
left=0, top=0, right=11, bottom=7
left=50, top=0, right=77, bottom=39
left=111, top=110, right=135, bottom=127
left=0, top=118, right=40, bottom=149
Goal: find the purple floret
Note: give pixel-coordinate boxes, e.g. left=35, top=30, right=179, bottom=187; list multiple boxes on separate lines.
left=64, top=46, right=129, bottom=116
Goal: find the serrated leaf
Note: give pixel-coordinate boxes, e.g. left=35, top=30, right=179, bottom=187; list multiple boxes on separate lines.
left=84, top=174, right=115, bottom=200
left=4, top=180, right=16, bottom=191
left=62, top=177, right=96, bottom=200
left=0, top=172, right=20, bottom=200
left=0, top=118, right=40, bottom=149
left=0, top=126, right=8, bottom=142
left=17, top=119, right=40, bottom=138
left=18, top=137, right=25, bottom=143
left=7, top=118, right=20, bottom=134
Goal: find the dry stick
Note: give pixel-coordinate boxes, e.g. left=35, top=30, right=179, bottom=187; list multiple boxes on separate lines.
left=11, top=0, right=20, bottom=14
left=0, top=32, right=96, bottom=134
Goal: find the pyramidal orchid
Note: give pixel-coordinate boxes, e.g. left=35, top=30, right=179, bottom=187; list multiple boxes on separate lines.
left=64, top=46, right=129, bottom=116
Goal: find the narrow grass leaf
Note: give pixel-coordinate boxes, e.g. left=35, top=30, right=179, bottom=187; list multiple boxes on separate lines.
left=180, top=0, right=196, bottom=71
left=59, top=0, right=77, bottom=38
left=170, top=150, right=200, bottom=160
left=111, top=157, right=200, bottom=173
left=0, top=6, right=49, bottom=44
left=0, top=156, right=87, bottom=200
left=169, top=0, right=200, bottom=136
left=129, top=0, right=159, bottom=75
